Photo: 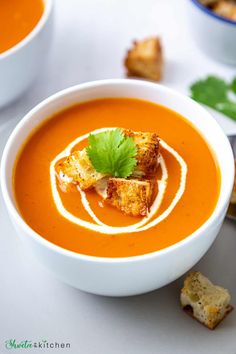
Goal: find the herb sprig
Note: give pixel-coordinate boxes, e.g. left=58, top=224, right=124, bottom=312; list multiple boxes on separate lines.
left=86, top=128, right=137, bottom=178
left=190, top=75, right=236, bottom=122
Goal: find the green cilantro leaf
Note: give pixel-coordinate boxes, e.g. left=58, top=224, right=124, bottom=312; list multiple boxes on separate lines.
left=216, top=101, right=236, bottom=121
left=86, top=129, right=137, bottom=178
left=190, top=75, right=236, bottom=122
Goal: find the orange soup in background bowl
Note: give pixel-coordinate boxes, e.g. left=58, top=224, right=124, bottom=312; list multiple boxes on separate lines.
left=0, top=0, right=53, bottom=108
left=1, top=79, right=234, bottom=296
left=0, top=0, right=44, bottom=54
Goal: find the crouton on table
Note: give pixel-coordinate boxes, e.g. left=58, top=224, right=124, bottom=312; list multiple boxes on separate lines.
left=106, top=178, right=155, bottom=217
left=124, top=37, right=163, bottom=81
left=181, top=272, right=233, bottom=329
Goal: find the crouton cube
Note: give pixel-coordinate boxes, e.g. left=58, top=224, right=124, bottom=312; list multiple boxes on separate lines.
left=57, top=149, right=105, bottom=191
left=124, top=37, right=163, bottom=81
left=106, top=178, right=155, bottom=216
left=181, top=272, right=233, bottom=329
left=213, top=1, right=236, bottom=21
left=123, top=129, right=159, bottom=177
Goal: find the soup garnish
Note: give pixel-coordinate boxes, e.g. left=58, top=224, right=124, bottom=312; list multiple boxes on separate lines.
left=56, top=128, right=159, bottom=216
left=51, top=126, right=187, bottom=234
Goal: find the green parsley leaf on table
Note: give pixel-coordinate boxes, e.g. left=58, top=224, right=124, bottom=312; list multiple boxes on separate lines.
left=86, top=128, right=137, bottom=178
left=190, top=75, right=236, bottom=122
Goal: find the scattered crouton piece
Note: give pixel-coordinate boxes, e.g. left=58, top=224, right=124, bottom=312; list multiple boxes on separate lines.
left=123, top=130, right=159, bottom=177
left=124, top=37, right=163, bottom=81
left=57, top=149, right=105, bottom=191
left=181, top=272, right=233, bottom=329
left=213, top=1, right=236, bottom=21
left=231, top=161, right=236, bottom=204
left=106, top=178, right=155, bottom=216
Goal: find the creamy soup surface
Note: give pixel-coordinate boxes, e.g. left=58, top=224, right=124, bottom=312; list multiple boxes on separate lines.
left=14, top=98, right=220, bottom=257
left=0, top=0, right=44, bottom=54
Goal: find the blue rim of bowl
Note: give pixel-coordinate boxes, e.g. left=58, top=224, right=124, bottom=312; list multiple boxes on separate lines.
left=191, top=0, right=236, bottom=26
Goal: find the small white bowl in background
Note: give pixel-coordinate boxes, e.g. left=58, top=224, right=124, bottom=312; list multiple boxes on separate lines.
left=0, top=0, right=54, bottom=109
left=0, top=79, right=235, bottom=296
left=187, top=0, right=236, bottom=65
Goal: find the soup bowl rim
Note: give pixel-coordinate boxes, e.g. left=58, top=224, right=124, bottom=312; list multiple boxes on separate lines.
left=1, top=79, right=235, bottom=264
left=190, top=0, right=236, bottom=27
left=0, top=0, right=53, bottom=60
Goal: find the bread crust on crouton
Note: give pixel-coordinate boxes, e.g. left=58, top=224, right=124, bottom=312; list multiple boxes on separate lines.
left=106, top=178, right=155, bottom=216
left=57, top=149, right=105, bottom=191
left=124, top=37, right=163, bottom=81
left=181, top=272, right=233, bottom=329
left=123, top=129, right=159, bottom=177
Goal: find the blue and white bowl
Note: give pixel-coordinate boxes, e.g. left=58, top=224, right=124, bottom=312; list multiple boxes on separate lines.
left=188, top=0, right=236, bottom=65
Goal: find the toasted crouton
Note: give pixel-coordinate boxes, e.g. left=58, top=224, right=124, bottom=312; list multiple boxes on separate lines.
left=106, top=178, right=155, bottom=216
left=124, top=37, right=163, bottom=81
left=123, top=130, right=159, bottom=177
left=181, top=272, right=233, bottom=329
left=57, top=149, right=105, bottom=191
left=213, top=1, right=236, bottom=20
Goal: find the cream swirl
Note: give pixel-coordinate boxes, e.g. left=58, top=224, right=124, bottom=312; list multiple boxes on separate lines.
left=50, top=128, right=187, bottom=234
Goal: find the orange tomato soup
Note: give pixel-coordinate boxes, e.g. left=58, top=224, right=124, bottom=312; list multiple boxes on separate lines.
left=0, top=0, right=44, bottom=54
left=14, top=98, right=220, bottom=257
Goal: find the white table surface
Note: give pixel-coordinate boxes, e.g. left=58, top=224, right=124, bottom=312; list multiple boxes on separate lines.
left=1, top=0, right=236, bottom=353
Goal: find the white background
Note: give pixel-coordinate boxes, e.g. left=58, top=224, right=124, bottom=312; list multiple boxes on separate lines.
left=0, top=0, right=236, bottom=353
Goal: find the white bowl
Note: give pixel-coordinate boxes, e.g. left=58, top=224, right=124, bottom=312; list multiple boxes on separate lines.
left=1, top=79, right=235, bottom=296
left=188, top=0, right=236, bottom=65
left=0, top=0, right=53, bottom=108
